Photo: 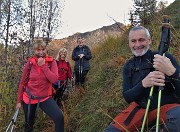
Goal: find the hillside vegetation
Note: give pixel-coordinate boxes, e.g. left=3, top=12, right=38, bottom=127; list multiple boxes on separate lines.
left=63, top=2, right=180, bottom=132
left=65, top=34, right=130, bottom=132
left=66, top=33, right=179, bottom=132
left=0, top=1, right=180, bottom=132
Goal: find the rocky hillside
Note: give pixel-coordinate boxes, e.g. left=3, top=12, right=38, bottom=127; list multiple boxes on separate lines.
left=48, top=22, right=125, bottom=60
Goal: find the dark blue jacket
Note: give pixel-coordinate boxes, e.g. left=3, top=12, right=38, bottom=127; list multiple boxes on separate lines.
left=122, top=50, right=180, bottom=110
left=72, top=45, right=92, bottom=71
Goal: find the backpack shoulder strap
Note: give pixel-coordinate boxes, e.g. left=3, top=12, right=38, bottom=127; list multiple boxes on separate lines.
left=28, top=61, right=33, bottom=71
left=56, top=60, right=59, bottom=66
left=48, top=61, right=53, bottom=69
left=66, top=61, right=71, bottom=71
left=24, top=61, right=33, bottom=87
left=66, top=61, right=70, bottom=67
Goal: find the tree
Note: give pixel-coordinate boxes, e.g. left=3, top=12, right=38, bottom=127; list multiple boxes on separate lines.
left=0, top=0, right=63, bottom=65
left=4, top=0, right=11, bottom=73
left=130, top=0, right=157, bottom=26
left=0, top=0, right=63, bottom=77
left=27, top=0, right=63, bottom=47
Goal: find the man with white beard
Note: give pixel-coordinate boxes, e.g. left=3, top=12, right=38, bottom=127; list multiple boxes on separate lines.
left=104, top=26, right=180, bottom=132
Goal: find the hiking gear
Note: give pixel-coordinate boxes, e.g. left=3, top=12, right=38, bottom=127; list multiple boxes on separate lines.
left=72, top=45, right=92, bottom=72
left=16, top=56, right=59, bottom=130
left=123, top=50, right=179, bottom=109
left=6, top=108, right=19, bottom=132
left=75, top=70, right=88, bottom=85
left=53, top=59, right=72, bottom=107
left=53, top=80, right=67, bottom=107
left=56, top=59, right=72, bottom=81
left=121, top=50, right=180, bottom=131
left=17, top=56, right=58, bottom=104
left=141, top=16, right=171, bottom=132
left=23, top=98, right=64, bottom=132
left=25, top=87, right=52, bottom=123
left=141, top=85, right=154, bottom=132
left=105, top=102, right=180, bottom=132
left=79, top=58, right=83, bottom=84
left=72, top=44, right=91, bottom=86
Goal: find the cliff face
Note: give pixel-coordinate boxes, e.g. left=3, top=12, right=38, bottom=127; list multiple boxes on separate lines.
left=48, top=22, right=125, bottom=60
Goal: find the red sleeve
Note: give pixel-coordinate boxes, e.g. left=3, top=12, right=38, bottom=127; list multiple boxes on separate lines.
left=41, top=59, right=58, bottom=83
left=17, top=60, right=30, bottom=103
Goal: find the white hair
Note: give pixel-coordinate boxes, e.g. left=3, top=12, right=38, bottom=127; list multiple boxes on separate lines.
left=55, top=47, right=67, bottom=60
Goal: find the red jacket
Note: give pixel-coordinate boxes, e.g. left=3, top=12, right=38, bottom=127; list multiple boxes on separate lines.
left=57, top=58, right=72, bottom=81
left=17, top=56, right=58, bottom=104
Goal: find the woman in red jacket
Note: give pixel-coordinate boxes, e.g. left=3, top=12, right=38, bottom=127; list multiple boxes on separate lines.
left=53, top=47, right=73, bottom=107
left=16, top=39, right=64, bottom=132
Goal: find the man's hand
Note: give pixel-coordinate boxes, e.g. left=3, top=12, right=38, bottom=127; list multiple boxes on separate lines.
left=153, top=54, right=176, bottom=76
left=142, top=71, right=165, bottom=88
left=37, top=57, right=45, bottom=66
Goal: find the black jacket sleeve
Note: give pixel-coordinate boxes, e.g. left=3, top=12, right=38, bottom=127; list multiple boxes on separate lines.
left=72, top=47, right=80, bottom=61
left=83, top=46, right=92, bottom=60
left=166, top=53, right=180, bottom=96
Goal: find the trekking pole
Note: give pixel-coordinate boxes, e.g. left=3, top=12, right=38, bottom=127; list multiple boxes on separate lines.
left=156, top=85, right=164, bottom=132
left=80, top=58, right=83, bottom=84
left=141, top=15, right=171, bottom=132
left=6, top=108, right=20, bottom=132
left=141, top=87, right=154, bottom=132
left=71, top=72, right=75, bottom=92
left=79, top=58, right=83, bottom=84
left=155, top=16, right=170, bottom=132
left=78, top=58, right=82, bottom=84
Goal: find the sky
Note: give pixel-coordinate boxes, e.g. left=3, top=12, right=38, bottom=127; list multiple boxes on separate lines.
left=56, top=0, right=175, bottom=39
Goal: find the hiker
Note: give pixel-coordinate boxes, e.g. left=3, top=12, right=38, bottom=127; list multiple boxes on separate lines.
left=53, top=47, right=74, bottom=107
left=16, top=39, right=64, bottom=132
left=104, top=26, right=180, bottom=132
left=72, top=36, right=92, bottom=86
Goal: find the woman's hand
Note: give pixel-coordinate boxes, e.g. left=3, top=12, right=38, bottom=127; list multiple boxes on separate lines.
left=16, top=103, right=21, bottom=109
left=37, top=57, right=45, bottom=66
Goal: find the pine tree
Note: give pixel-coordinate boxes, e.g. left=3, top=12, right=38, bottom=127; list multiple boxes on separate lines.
left=131, top=0, right=157, bottom=25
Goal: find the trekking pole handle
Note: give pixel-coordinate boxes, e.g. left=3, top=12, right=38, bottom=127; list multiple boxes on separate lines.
left=158, top=15, right=170, bottom=55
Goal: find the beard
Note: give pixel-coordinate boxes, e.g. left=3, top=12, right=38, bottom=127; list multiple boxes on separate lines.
left=131, top=45, right=149, bottom=57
